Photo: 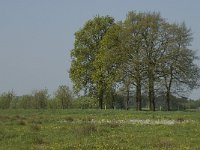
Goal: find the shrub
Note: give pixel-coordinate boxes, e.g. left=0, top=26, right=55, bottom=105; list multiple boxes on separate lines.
left=0, top=91, right=15, bottom=109
left=72, top=96, right=98, bottom=109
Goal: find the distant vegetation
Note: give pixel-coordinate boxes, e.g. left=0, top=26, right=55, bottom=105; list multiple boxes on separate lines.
left=0, top=86, right=200, bottom=110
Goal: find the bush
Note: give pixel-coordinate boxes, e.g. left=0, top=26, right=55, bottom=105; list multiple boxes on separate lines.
left=17, top=95, right=34, bottom=109
left=72, top=96, right=98, bottom=109
left=0, top=91, right=15, bottom=109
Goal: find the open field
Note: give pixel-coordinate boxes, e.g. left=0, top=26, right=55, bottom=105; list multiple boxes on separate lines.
left=0, top=109, right=200, bottom=150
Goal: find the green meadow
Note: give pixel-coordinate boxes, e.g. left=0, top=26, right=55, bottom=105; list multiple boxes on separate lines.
left=0, top=109, right=200, bottom=150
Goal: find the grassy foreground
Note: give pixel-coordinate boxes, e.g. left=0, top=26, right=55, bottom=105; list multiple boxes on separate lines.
left=0, top=109, right=200, bottom=150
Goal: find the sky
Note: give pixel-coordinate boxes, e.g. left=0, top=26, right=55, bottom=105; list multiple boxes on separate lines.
left=0, top=0, right=200, bottom=99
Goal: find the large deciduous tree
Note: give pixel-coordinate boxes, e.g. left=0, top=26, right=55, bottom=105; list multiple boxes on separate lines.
left=159, top=23, right=200, bottom=110
left=93, top=23, right=124, bottom=109
left=69, top=15, right=115, bottom=109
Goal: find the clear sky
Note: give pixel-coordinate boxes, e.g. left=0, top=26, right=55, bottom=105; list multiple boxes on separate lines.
left=0, top=0, right=200, bottom=99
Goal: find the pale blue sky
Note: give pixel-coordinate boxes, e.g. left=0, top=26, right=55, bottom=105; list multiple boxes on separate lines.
left=0, top=0, right=200, bottom=99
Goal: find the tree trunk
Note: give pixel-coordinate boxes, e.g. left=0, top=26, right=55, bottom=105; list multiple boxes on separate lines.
left=111, top=92, right=115, bottom=109
left=99, top=89, right=104, bottom=109
left=136, top=82, right=142, bottom=111
left=152, top=92, right=155, bottom=111
left=148, top=76, right=155, bottom=111
left=165, top=67, right=173, bottom=111
left=166, top=90, right=170, bottom=111
left=125, top=90, right=129, bottom=110
left=62, top=99, right=64, bottom=109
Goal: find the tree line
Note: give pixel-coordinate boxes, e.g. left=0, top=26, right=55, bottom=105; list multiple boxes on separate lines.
left=1, top=87, right=200, bottom=110
left=70, top=11, right=200, bottom=111
left=0, top=86, right=72, bottom=109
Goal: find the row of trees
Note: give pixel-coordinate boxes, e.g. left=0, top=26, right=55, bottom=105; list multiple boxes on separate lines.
left=70, top=11, right=200, bottom=111
left=0, top=86, right=73, bottom=109
left=1, top=88, right=200, bottom=110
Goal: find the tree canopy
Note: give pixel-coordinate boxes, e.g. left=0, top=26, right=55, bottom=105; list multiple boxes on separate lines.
left=69, top=11, right=200, bottom=111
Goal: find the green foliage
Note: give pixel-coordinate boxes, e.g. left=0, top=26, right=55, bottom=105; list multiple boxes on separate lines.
left=69, top=15, right=115, bottom=108
left=69, top=11, right=200, bottom=110
left=17, top=95, right=34, bottom=109
left=72, top=96, right=98, bottom=109
left=54, top=85, right=73, bottom=109
left=47, top=98, right=59, bottom=109
left=70, top=15, right=115, bottom=94
left=32, top=89, right=49, bottom=109
left=0, top=91, right=15, bottom=109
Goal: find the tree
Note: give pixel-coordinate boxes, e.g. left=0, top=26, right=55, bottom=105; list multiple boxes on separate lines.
left=93, top=23, right=124, bottom=109
left=135, top=12, right=167, bottom=111
left=18, top=95, right=34, bottom=109
left=33, top=89, right=49, bottom=109
left=159, top=23, right=200, bottom=110
left=55, top=85, right=72, bottom=109
left=69, top=15, right=115, bottom=109
left=0, top=91, right=15, bottom=109
left=98, top=12, right=169, bottom=111
left=97, top=12, right=165, bottom=111
left=121, top=12, right=148, bottom=110
left=94, top=19, right=142, bottom=110
left=70, top=11, right=200, bottom=111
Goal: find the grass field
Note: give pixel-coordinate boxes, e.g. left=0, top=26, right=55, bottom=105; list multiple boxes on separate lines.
left=0, top=109, right=200, bottom=150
